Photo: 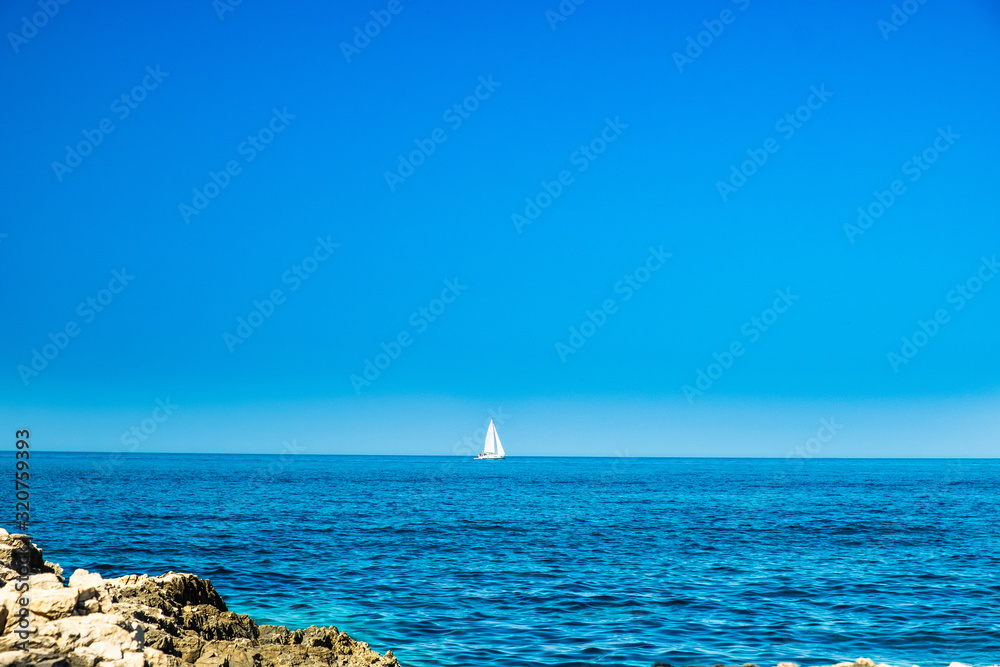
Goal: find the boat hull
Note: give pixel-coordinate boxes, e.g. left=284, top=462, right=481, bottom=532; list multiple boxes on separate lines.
left=475, top=454, right=505, bottom=460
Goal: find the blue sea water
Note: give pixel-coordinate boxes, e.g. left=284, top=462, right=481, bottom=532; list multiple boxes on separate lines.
left=30, top=454, right=1000, bottom=667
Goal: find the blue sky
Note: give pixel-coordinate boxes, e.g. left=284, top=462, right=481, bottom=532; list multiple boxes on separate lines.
left=2, top=0, right=999, bottom=456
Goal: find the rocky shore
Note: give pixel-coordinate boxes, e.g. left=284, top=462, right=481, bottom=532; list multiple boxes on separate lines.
left=0, top=531, right=399, bottom=666
left=0, top=532, right=993, bottom=667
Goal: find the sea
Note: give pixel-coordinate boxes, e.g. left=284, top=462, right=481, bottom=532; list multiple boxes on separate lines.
left=32, top=453, right=1000, bottom=667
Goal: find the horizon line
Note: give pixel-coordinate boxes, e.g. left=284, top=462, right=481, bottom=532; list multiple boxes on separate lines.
left=34, top=451, right=1000, bottom=460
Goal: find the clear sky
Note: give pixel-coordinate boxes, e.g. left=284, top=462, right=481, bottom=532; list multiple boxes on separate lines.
left=2, top=0, right=998, bottom=456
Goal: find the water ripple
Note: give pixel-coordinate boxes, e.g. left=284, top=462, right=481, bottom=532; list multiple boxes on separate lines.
left=30, top=454, right=1000, bottom=667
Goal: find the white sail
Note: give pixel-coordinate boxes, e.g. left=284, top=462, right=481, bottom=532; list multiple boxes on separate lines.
left=483, top=420, right=496, bottom=454
left=476, top=419, right=506, bottom=459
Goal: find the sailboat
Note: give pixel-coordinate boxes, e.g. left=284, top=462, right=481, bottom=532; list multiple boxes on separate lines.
left=476, top=419, right=506, bottom=460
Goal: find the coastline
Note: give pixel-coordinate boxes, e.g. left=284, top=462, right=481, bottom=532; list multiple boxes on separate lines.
left=0, top=530, right=995, bottom=667
left=0, top=530, right=399, bottom=666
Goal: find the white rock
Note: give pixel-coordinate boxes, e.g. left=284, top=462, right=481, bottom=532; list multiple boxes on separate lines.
left=108, top=652, right=145, bottom=667
left=29, top=587, right=79, bottom=620
left=0, top=650, right=29, bottom=666
left=85, top=639, right=124, bottom=661
left=37, top=613, right=143, bottom=654
left=70, top=569, right=104, bottom=590
left=144, top=647, right=177, bottom=667
left=30, top=573, right=65, bottom=591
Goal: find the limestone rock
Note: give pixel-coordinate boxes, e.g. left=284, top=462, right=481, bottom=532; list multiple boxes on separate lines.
left=173, top=634, right=203, bottom=663
left=0, top=554, right=397, bottom=666
left=107, top=572, right=227, bottom=614
left=0, top=533, right=55, bottom=577
left=69, top=569, right=103, bottom=592
left=178, top=605, right=257, bottom=641
left=143, top=646, right=184, bottom=667
left=28, top=587, right=79, bottom=621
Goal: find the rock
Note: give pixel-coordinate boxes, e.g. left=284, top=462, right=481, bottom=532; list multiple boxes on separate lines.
left=29, top=587, right=79, bottom=621
left=84, top=639, right=123, bottom=661
left=0, top=534, right=54, bottom=576
left=107, top=572, right=228, bottom=613
left=173, top=635, right=203, bottom=663
left=143, top=647, right=182, bottom=667
left=258, top=624, right=294, bottom=645
left=0, top=651, right=30, bottom=667
left=68, top=570, right=103, bottom=591
left=34, top=613, right=144, bottom=652
left=35, top=659, right=72, bottom=667
left=110, top=653, right=144, bottom=667
left=143, top=627, right=174, bottom=653
left=178, top=605, right=257, bottom=641
left=0, top=579, right=80, bottom=633
left=26, top=574, right=65, bottom=592
left=0, top=552, right=402, bottom=666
